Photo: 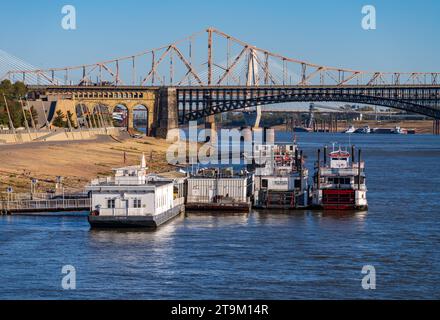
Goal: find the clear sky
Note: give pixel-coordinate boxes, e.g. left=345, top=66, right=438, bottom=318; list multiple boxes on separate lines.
left=0, top=0, right=439, bottom=73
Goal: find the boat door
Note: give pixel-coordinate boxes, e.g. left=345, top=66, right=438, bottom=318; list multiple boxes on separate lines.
left=120, top=198, right=129, bottom=216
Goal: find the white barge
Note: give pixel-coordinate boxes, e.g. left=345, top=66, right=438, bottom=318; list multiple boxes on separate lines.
left=86, top=154, right=185, bottom=229
left=252, top=143, right=309, bottom=209
left=312, top=145, right=368, bottom=211
left=186, top=167, right=253, bottom=212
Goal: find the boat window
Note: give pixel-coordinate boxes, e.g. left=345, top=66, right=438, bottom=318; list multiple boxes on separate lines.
left=329, top=177, right=351, bottom=184
left=262, top=179, right=268, bottom=188
left=107, top=199, right=115, bottom=208
left=133, top=199, right=142, bottom=208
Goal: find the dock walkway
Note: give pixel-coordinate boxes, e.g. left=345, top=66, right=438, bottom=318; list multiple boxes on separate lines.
left=0, top=196, right=90, bottom=215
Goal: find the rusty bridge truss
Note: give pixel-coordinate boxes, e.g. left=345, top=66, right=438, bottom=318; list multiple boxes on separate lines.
left=3, top=27, right=440, bottom=120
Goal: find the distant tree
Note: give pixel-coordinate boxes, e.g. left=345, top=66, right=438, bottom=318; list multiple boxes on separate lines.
left=0, top=80, right=29, bottom=128
left=66, top=110, right=76, bottom=128
left=52, top=110, right=66, bottom=128
left=0, top=80, right=13, bottom=95
left=12, top=82, right=27, bottom=98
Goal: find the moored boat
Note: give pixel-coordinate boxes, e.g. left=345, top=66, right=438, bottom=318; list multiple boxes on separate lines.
left=312, top=144, right=368, bottom=211
left=354, top=126, right=371, bottom=134
left=252, top=142, right=309, bottom=209
left=344, top=125, right=356, bottom=133
left=86, top=154, right=185, bottom=229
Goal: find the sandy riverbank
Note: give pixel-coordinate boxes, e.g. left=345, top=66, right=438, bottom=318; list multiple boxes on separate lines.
left=0, top=135, right=174, bottom=194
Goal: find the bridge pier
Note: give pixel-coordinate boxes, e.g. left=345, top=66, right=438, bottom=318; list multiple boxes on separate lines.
left=153, top=87, right=179, bottom=140
left=434, top=119, right=440, bottom=135
left=204, top=115, right=217, bottom=144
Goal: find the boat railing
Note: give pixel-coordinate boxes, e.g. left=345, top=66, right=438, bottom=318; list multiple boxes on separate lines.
left=320, top=167, right=364, bottom=176
left=318, top=183, right=367, bottom=191
left=91, top=177, right=115, bottom=185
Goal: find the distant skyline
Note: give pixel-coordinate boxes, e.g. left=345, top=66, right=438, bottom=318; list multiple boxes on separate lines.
left=0, top=0, right=439, bottom=73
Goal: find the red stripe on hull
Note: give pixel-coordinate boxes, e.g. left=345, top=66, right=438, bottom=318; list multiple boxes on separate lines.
left=322, top=189, right=356, bottom=210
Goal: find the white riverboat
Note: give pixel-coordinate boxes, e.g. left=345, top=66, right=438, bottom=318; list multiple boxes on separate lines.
left=312, top=145, right=368, bottom=211
left=86, top=154, right=185, bottom=229
left=252, top=143, right=309, bottom=209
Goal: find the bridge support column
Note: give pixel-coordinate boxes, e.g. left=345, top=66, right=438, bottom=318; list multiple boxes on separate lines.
left=153, top=87, right=179, bottom=140
left=127, top=108, right=134, bottom=130
left=434, top=119, right=440, bottom=135
left=205, top=115, right=217, bottom=144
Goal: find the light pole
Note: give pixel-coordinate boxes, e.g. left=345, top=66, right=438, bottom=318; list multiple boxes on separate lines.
left=30, top=178, right=38, bottom=200
left=6, top=186, right=13, bottom=211
left=56, top=176, right=65, bottom=207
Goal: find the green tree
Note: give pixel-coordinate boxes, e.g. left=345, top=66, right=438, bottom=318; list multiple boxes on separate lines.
left=52, top=110, right=66, bottom=128
left=0, top=80, right=29, bottom=128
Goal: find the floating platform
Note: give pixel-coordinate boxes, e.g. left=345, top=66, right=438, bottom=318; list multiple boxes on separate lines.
left=88, top=205, right=184, bottom=229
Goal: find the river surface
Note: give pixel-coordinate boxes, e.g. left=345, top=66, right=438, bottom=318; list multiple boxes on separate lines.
left=1, top=132, right=439, bottom=299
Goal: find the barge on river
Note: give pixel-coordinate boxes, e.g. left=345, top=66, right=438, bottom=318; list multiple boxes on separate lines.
left=312, top=145, right=368, bottom=211
left=86, top=154, right=185, bottom=229
left=185, top=167, right=253, bottom=212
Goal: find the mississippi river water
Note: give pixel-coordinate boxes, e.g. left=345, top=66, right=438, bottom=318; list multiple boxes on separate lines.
left=0, top=132, right=439, bottom=299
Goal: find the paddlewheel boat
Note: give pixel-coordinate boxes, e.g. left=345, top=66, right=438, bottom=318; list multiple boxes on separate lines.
left=312, top=145, right=368, bottom=211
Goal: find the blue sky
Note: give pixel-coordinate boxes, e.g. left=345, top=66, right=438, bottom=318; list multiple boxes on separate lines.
left=0, top=0, right=439, bottom=72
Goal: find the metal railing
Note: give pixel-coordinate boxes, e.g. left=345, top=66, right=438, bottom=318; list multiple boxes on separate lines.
left=0, top=192, right=89, bottom=201
left=0, top=198, right=90, bottom=212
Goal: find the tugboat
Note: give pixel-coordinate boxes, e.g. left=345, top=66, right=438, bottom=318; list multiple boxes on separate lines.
left=252, top=140, right=309, bottom=209
left=312, top=144, right=367, bottom=211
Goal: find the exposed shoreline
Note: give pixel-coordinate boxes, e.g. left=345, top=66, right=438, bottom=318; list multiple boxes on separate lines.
left=0, top=135, right=174, bottom=194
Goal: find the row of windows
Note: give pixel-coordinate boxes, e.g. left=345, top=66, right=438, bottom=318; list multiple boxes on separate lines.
left=328, top=177, right=351, bottom=185
left=261, top=179, right=301, bottom=188
left=106, top=199, right=142, bottom=208
left=322, top=177, right=365, bottom=185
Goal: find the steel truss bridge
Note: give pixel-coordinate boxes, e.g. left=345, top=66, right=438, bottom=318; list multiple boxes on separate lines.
left=3, top=27, right=440, bottom=124
left=177, top=85, right=440, bottom=124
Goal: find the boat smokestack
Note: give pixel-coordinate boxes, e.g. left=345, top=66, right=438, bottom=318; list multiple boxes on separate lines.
left=323, top=146, right=328, bottom=166
left=351, top=145, right=356, bottom=164
left=317, top=149, right=321, bottom=190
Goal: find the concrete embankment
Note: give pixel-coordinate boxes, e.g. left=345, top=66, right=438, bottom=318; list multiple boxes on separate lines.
left=0, top=128, right=121, bottom=144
